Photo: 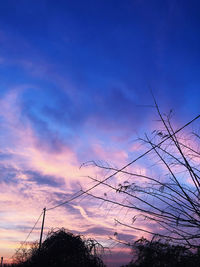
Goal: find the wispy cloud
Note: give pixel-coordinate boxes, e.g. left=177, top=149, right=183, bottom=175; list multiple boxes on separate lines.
left=0, top=89, right=145, bottom=264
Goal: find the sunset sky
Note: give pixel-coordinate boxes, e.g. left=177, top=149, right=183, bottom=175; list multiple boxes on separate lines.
left=1, top=1, right=200, bottom=266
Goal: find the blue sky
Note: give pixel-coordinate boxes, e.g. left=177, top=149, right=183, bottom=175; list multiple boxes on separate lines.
left=0, top=1, right=200, bottom=266
left=1, top=0, right=200, bottom=119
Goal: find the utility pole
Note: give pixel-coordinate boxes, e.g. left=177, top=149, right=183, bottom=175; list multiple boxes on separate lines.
left=39, top=207, right=46, bottom=250
left=0, top=256, right=3, bottom=267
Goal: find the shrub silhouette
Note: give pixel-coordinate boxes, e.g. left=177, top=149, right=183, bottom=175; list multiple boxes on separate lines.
left=12, top=228, right=105, bottom=267
left=122, top=237, right=200, bottom=267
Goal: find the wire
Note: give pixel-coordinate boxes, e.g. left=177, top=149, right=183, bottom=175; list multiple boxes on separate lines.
left=10, top=210, right=43, bottom=259
left=47, top=190, right=83, bottom=211
left=47, top=113, right=200, bottom=211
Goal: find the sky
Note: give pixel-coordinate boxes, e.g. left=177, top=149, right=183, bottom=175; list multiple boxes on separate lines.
left=1, top=0, right=200, bottom=266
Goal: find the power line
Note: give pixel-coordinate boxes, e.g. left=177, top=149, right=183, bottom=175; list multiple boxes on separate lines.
left=47, top=113, right=200, bottom=211
left=10, top=211, right=43, bottom=260
left=47, top=190, right=83, bottom=211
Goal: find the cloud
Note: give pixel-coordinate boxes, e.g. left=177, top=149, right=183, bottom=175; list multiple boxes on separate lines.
left=0, top=164, right=19, bottom=185
left=83, top=226, right=113, bottom=236
left=0, top=88, right=157, bottom=265
left=17, top=83, right=149, bottom=153
left=0, top=152, right=13, bottom=160
left=24, top=170, right=65, bottom=187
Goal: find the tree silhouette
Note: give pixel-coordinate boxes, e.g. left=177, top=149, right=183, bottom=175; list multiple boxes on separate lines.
left=11, top=228, right=105, bottom=267
left=121, top=237, right=200, bottom=267
left=83, top=103, right=200, bottom=248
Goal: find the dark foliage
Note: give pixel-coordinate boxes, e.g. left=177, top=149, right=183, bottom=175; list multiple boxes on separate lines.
left=122, top=237, right=200, bottom=267
left=9, top=228, right=105, bottom=267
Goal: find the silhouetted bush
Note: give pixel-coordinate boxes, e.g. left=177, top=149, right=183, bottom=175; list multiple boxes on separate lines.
left=11, top=228, right=105, bottom=267
left=122, top=237, right=200, bottom=267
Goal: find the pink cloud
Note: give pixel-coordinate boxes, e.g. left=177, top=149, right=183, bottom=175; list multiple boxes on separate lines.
left=1, top=89, right=170, bottom=266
